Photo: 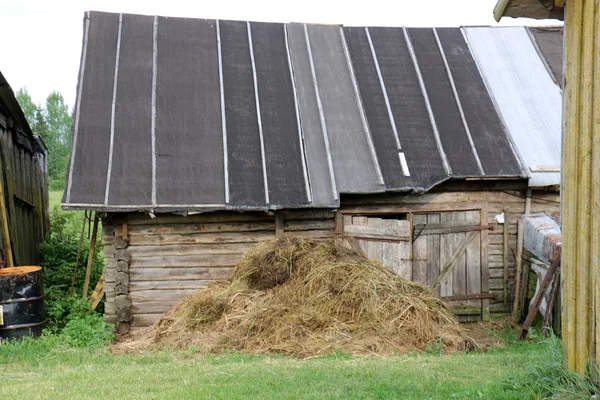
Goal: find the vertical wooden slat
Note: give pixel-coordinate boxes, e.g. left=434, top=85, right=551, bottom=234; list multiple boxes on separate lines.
left=367, top=217, right=383, bottom=262
left=412, top=214, right=427, bottom=284
left=439, top=212, right=453, bottom=297
left=480, top=206, right=490, bottom=321
left=381, top=219, right=399, bottom=274
left=465, top=210, right=482, bottom=321
left=503, top=207, right=510, bottom=305
left=452, top=211, right=467, bottom=311
left=426, top=213, right=441, bottom=294
left=397, top=219, right=412, bottom=279
left=352, top=216, right=369, bottom=257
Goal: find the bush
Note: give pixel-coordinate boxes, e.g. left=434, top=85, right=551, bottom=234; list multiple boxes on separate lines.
left=40, top=206, right=109, bottom=340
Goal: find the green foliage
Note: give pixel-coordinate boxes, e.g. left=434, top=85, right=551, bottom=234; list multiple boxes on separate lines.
left=423, top=338, right=445, bottom=356
left=15, top=88, right=71, bottom=192
left=59, top=308, right=114, bottom=348
left=502, top=334, right=599, bottom=399
left=41, top=206, right=105, bottom=334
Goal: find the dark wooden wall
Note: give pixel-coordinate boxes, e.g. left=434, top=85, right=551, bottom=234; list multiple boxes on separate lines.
left=0, top=111, right=49, bottom=267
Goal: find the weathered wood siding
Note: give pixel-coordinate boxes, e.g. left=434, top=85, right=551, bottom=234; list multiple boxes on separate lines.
left=102, top=211, right=335, bottom=331
left=102, top=186, right=560, bottom=330
left=0, top=112, right=49, bottom=266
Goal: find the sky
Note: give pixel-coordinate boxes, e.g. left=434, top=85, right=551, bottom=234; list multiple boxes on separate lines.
left=1, top=0, right=561, bottom=110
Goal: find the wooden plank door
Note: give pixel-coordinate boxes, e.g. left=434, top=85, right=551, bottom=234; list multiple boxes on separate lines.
left=412, top=210, right=484, bottom=321
left=344, top=215, right=412, bottom=279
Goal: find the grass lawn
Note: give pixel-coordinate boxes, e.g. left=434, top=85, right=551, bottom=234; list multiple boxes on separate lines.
left=0, top=335, right=572, bottom=400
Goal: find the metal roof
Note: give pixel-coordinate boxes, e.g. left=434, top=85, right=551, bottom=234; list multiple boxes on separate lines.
left=63, top=12, right=561, bottom=212
left=465, top=26, right=562, bottom=189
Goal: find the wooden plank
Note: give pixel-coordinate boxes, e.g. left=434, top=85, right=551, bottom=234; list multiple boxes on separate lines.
left=344, top=223, right=410, bottom=241
left=128, top=254, right=241, bottom=268
left=434, top=230, right=478, bottom=291
left=89, top=275, right=105, bottom=310
left=414, top=225, right=493, bottom=235
left=128, top=243, right=255, bottom=258
left=452, top=212, right=468, bottom=312
left=381, top=220, right=398, bottom=274
left=335, top=211, right=344, bottom=234
left=131, top=313, right=163, bottom=328
left=352, top=216, right=369, bottom=258
left=129, top=266, right=234, bottom=281
left=275, top=214, right=284, bottom=237
left=131, top=301, right=181, bottom=315
left=130, top=280, right=215, bottom=291
left=412, top=214, right=428, bottom=284
left=465, top=210, right=482, bottom=321
left=439, top=212, right=454, bottom=297
left=367, top=218, right=383, bottom=262
left=441, top=293, right=496, bottom=301
left=130, top=289, right=200, bottom=302
left=126, top=210, right=333, bottom=225
left=126, top=221, right=276, bottom=235
left=529, top=165, right=560, bottom=172
left=426, top=213, right=441, bottom=294
left=127, top=231, right=276, bottom=246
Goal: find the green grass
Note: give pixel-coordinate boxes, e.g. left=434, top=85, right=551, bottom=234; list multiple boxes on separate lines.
left=0, top=335, right=581, bottom=400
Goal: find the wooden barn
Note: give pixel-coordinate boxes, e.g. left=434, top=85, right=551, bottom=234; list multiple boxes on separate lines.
left=0, top=71, right=49, bottom=267
left=62, top=11, right=563, bottom=334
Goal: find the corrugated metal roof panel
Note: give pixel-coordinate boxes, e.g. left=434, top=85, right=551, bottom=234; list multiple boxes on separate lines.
left=464, top=27, right=562, bottom=188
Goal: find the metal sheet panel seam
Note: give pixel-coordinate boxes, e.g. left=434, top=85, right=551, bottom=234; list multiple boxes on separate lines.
left=284, top=24, right=312, bottom=204
left=340, top=27, right=384, bottom=185
left=403, top=27, right=452, bottom=177
left=103, top=13, right=123, bottom=205
left=247, top=21, right=270, bottom=205
left=150, top=16, right=158, bottom=207
left=65, top=12, right=90, bottom=204
left=216, top=20, right=230, bottom=204
left=433, top=27, right=485, bottom=176
left=304, top=24, right=338, bottom=201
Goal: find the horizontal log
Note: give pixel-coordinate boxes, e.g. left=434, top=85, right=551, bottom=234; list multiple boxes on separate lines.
left=129, top=266, right=234, bottom=282
left=341, top=191, right=523, bottom=206
left=415, top=225, right=491, bottom=236
left=129, top=254, right=241, bottom=268
left=126, top=210, right=334, bottom=226
left=130, top=289, right=200, bottom=302
left=131, top=313, right=162, bottom=328
left=340, top=202, right=487, bottom=215
left=282, top=230, right=333, bottom=238
left=130, top=280, right=215, bottom=291
left=126, top=221, right=275, bottom=236
left=128, top=231, right=276, bottom=246
left=131, top=301, right=180, bottom=315
left=284, top=219, right=335, bottom=231
left=128, top=243, right=254, bottom=258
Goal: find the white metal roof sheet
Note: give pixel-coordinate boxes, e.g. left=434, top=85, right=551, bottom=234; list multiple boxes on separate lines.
left=464, top=27, right=562, bottom=188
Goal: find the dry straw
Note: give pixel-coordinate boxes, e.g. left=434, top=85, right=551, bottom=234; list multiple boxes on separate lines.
left=116, top=237, right=475, bottom=357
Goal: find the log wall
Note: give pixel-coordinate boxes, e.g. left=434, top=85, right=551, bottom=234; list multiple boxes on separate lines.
left=102, top=186, right=560, bottom=330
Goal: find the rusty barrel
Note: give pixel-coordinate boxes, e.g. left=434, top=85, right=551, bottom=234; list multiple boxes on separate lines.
left=0, top=266, right=45, bottom=340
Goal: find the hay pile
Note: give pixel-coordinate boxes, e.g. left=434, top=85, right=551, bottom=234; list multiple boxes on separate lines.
left=118, top=237, right=475, bottom=357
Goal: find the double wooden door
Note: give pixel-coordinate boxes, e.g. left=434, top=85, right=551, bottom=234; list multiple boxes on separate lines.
left=344, top=210, right=487, bottom=321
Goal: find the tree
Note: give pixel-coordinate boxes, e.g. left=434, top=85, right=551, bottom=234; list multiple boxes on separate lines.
left=15, top=89, right=72, bottom=191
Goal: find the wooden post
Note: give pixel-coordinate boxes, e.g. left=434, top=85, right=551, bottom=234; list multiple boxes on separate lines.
left=0, top=163, right=13, bottom=269
left=70, top=212, right=88, bottom=295
left=82, top=212, right=100, bottom=299
left=275, top=214, right=284, bottom=237
left=561, top=0, right=600, bottom=373
left=503, top=207, right=509, bottom=306
left=512, top=189, right=531, bottom=321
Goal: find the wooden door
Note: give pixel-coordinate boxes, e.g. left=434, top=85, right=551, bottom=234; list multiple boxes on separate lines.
left=412, top=211, right=485, bottom=321
left=343, top=215, right=412, bottom=279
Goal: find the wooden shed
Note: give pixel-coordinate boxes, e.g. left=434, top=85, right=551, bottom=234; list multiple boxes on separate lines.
left=0, top=71, right=49, bottom=267
left=63, top=12, right=563, bottom=334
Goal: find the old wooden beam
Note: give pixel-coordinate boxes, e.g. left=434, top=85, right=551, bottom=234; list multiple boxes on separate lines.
left=275, top=214, right=284, bottom=237
left=82, top=212, right=100, bottom=299
left=440, top=293, right=497, bottom=301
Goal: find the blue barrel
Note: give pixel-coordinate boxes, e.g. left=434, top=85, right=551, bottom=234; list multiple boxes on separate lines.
left=0, top=266, right=45, bottom=340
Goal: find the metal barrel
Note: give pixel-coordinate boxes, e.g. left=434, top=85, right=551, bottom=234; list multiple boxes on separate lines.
left=0, top=266, right=45, bottom=340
